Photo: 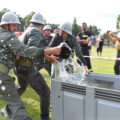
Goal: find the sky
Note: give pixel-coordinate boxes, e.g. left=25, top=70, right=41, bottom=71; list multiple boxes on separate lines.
left=0, top=0, right=120, bottom=33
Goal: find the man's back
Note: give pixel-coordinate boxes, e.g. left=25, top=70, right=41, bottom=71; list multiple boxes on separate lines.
left=20, top=23, right=43, bottom=48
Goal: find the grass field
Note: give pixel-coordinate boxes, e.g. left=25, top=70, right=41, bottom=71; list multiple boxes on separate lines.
left=0, top=46, right=117, bottom=120
left=90, top=46, right=116, bottom=74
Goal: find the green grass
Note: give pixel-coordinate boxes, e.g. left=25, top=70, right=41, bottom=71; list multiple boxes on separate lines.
left=90, top=46, right=116, bottom=74
left=0, top=46, right=117, bottom=120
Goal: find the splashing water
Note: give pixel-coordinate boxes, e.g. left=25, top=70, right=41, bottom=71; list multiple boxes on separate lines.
left=1, top=86, right=6, bottom=91
left=0, top=80, right=2, bottom=85
left=1, top=40, right=4, bottom=42
left=3, top=45, right=6, bottom=48
left=8, top=44, right=12, bottom=47
left=11, top=38, right=14, bottom=41
left=51, top=60, right=69, bottom=79
left=8, top=94, right=11, bottom=97
left=51, top=57, right=87, bottom=85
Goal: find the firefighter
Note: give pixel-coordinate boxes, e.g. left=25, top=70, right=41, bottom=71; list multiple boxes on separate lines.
left=41, top=25, right=53, bottom=75
left=0, top=12, right=61, bottom=120
left=5, top=13, right=58, bottom=120
left=49, top=22, right=89, bottom=73
left=42, top=25, right=53, bottom=48
left=76, top=23, right=93, bottom=71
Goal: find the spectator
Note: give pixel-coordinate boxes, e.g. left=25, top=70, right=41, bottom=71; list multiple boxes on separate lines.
left=96, top=34, right=104, bottom=56
left=76, top=22, right=93, bottom=72
left=107, top=30, right=120, bottom=75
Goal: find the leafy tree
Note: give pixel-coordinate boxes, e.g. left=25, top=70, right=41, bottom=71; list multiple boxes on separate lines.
left=17, top=15, right=25, bottom=31
left=47, top=23, right=59, bottom=32
left=0, top=8, right=10, bottom=21
left=116, top=15, right=120, bottom=29
left=88, top=25, right=100, bottom=35
left=24, top=12, right=35, bottom=25
left=88, top=25, right=93, bottom=34
left=72, top=17, right=82, bottom=37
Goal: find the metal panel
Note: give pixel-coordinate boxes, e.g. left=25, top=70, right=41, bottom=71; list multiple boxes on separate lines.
left=62, top=82, right=86, bottom=95
left=63, top=91, right=85, bottom=120
left=95, top=88, right=120, bottom=102
left=51, top=72, right=120, bottom=120
left=85, top=86, right=96, bottom=120
left=97, top=99, right=120, bottom=120
left=51, top=80, right=64, bottom=120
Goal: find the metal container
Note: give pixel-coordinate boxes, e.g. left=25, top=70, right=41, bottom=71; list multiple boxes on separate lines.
left=51, top=72, right=120, bottom=120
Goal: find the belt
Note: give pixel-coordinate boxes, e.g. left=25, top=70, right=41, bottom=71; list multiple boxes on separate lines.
left=16, top=58, right=34, bottom=67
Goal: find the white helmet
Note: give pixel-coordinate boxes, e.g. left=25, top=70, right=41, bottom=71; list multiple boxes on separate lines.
left=59, top=22, right=72, bottom=35
left=30, top=13, right=45, bottom=25
left=0, top=12, right=20, bottom=25
left=43, top=25, right=52, bottom=31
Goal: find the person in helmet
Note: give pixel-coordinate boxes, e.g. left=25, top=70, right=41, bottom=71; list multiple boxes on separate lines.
left=19, top=12, right=45, bottom=46
left=42, top=25, right=53, bottom=48
left=9, top=13, right=57, bottom=120
left=0, top=12, right=61, bottom=120
left=40, top=25, right=53, bottom=75
left=49, top=22, right=89, bottom=73
left=96, top=34, right=104, bottom=56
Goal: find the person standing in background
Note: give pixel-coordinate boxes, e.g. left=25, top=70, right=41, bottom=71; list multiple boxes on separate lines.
left=107, top=30, right=120, bottom=75
left=96, top=34, right=104, bottom=56
left=76, top=22, right=93, bottom=72
left=42, top=25, right=53, bottom=75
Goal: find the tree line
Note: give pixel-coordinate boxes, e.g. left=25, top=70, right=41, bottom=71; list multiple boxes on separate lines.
left=0, top=8, right=120, bottom=37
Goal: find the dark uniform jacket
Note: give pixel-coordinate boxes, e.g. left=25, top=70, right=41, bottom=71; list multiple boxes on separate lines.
left=49, top=34, right=86, bottom=65
left=78, top=31, right=91, bottom=52
left=20, top=23, right=43, bottom=48
left=42, top=36, right=53, bottom=48
left=19, top=23, right=44, bottom=65
left=0, top=27, right=44, bottom=69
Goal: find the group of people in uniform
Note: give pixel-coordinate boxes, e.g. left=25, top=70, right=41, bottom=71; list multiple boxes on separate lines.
left=0, top=12, right=61, bottom=120
left=0, top=11, right=102, bottom=120
left=1, top=10, right=120, bottom=120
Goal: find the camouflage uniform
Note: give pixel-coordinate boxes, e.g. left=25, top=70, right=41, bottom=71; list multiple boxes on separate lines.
left=0, top=27, right=45, bottom=120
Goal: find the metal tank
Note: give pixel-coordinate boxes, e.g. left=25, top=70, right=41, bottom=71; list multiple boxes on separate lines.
left=51, top=72, right=120, bottom=120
